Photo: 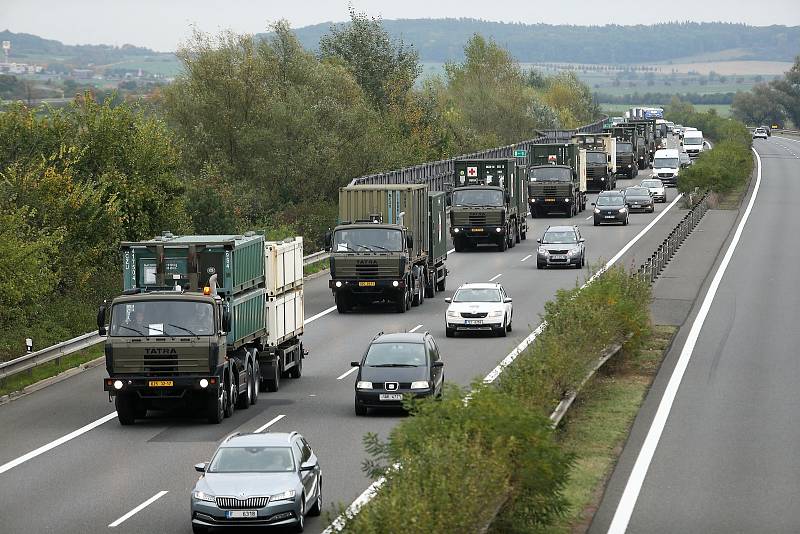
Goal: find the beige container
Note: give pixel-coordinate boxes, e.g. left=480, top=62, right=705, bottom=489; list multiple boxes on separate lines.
left=265, top=237, right=304, bottom=296
left=266, top=287, right=304, bottom=347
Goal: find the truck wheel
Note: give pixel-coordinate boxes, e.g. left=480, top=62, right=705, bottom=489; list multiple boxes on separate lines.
left=224, top=376, right=236, bottom=418
left=250, top=356, right=259, bottom=404
left=236, top=365, right=253, bottom=409
left=436, top=273, right=446, bottom=292
left=453, top=238, right=463, bottom=252
left=515, top=223, right=521, bottom=243
left=207, top=387, right=224, bottom=424
left=335, top=292, right=350, bottom=314
left=498, top=236, right=507, bottom=252
left=289, top=351, right=302, bottom=379
left=520, top=225, right=527, bottom=240
left=425, top=271, right=435, bottom=298
left=115, top=394, right=136, bottom=425
left=395, top=290, right=407, bottom=313
left=264, top=362, right=280, bottom=392
left=508, top=226, right=516, bottom=248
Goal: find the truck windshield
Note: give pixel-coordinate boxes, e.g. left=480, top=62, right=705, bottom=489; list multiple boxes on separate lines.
left=110, top=300, right=214, bottom=337
left=451, top=189, right=504, bottom=207
left=683, top=137, right=702, bottom=145
left=616, top=142, right=633, bottom=152
left=529, top=167, right=571, bottom=182
left=586, top=152, right=607, bottom=164
left=654, top=157, right=679, bottom=168
left=333, top=228, right=403, bottom=252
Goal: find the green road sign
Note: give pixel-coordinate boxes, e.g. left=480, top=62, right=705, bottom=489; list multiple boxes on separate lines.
left=513, top=149, right=527, bottom=158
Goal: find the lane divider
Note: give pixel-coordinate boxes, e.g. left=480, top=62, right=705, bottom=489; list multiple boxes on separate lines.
left=408, top=324, right=424, bottom=333
left=489, top=273, right=503, bottom=282
left=336, top=367, right=358, bottom=381
left=607, top=148, right=762, bottom=533
left=108, top=490, right=168, bottom=528
left=255, top=414, right=286, bottom=433
left=521, top=254, right=532, bottom=262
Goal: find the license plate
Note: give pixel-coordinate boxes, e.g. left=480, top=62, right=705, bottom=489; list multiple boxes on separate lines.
left=551, top=255, right=567, bottom=260
left=545, top=198, right=556, bottom=202
left=148, top=380, right=173, bottom=387
left=604, top=215, right=615, bottom=219
left=226, top=510, right=257, bottom=519
left=465, top=320, right=483, bottom=325
left=632, top=204, right=640, bottom=208
left=379, top=394, right=403, bottom=401
left=470, top=228, right=484, bottom=232
left=358, top=281, right=376, bottom=287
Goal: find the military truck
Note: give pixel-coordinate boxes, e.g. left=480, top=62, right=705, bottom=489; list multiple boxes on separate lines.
left=450, top=158, right=528, bottom=252
left=326, top=184, right=448, bottom=313
left=606, top=125, right=640, bottom=179
left=625, top=119, right=658, bottom=168
left=527, top=143, right=587, bottom=217
left=98, top=233, right=306, bottom=425
left=570, top=133, right=617, bottom=191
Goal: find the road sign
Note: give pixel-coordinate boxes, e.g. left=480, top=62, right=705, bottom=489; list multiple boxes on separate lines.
left=513, top=149, right=527, bottom=158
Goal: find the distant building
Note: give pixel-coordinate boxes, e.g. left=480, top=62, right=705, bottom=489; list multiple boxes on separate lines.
left=71, top=68, right=94, bottom=79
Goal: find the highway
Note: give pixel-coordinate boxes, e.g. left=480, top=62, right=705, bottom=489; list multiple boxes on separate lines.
left=0, top=169, right=688, bottom=533
left=591, top=136, right=800, bottom=533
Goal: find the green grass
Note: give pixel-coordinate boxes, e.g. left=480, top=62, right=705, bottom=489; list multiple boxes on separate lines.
left=539, top=324, right=677, bottom=533
left=303, top=258, right=330, bottom=277
left=0, top=343, right=104, bottom=397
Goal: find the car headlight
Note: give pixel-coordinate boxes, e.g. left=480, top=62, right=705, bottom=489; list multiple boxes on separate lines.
left=594, top=208, right=600, bottom=214
left=446, top=309, right=458, bottom=317
left=488, top=310, right=503, bottom=317
left=270, top=490, right=296, bottom=502
left=356, top=381, right=372, bottom=390
left=192, top=490, right=215, bottom=503
left=568, top=248, right=581, bottom=256
left=410, top=381, right=430, bottom=390
left=538, top=247, right=548, bottom=255
left=619, top=208, right=627, bottom=213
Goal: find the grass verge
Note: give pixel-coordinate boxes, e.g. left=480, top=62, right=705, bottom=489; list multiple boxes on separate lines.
left=0, top=343, right=104, bottom=398
left=539, top=324, right=678, bottom=533
left=303, top=258, right=329, bottom=277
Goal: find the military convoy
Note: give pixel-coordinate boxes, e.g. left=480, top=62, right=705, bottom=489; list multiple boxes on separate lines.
left=326, top=184, right=448, bottom=313
left=449, top=159, right=528, bottom=251
left=571, top=133, right=617, bottom=191
left=527, top=143, right=588, bottom=217
left=99, top=233, right=306, bottom=425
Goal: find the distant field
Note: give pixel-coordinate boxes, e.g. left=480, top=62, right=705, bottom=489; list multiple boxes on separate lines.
left=656, top=60, right=793, bottom=75
left=601, top=103, right=732, bottom=118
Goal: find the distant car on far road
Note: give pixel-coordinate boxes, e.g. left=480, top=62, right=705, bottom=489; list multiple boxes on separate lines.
left=753, top=127, right=769, bottom=139
left=640, top=178, right=667, bottom=203
left=679, top=150, right=692, bottom=168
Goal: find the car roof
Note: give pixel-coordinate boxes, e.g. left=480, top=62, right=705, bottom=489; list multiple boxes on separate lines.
left=456, top=282, right=501, bottom=290
left=545, top=225, right=577, bottom=232
left=655, top=148, right=679, bottom=156
left=373, top=332, right=426, bottom=344
left=221, top=432, right=298, bottom=448
left=598, top=190, right=624, bottom=196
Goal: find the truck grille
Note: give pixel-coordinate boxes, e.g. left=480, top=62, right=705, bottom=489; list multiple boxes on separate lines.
left=335, top=262, right=399, bottom=278
left=216, top=497, right=270, bottom=509
left=451, top=211, right=502, bottom=226
left=587, top=167, right=606, bottom=178
left=461, top=312, right=488, bottom=318
left=113, top=355, right=208, bottom=376
left=530, top=184, right=571, bottom=197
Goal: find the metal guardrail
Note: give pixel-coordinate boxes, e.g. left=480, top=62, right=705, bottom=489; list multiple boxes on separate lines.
left=636, top=192, right=710, bottom=285
left=1, top=249, right=334, bottom=386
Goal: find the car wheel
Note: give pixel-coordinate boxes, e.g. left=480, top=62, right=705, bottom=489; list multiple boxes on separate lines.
left=309, top=478, right=322, bottom=516
left=496, top=318, right=507, bottom=337
left=355, top=397, right=368, bottom=416
left=445, top=327, right=455, bottom=338
left=623, top=216, right=629, bottom=226
left=581, top=254, right=586, bottom=267
left=295, top=498, right=305, bottom=533
left=537, top=261, right=544, bottom=269
left=506, top=316, right=512, bottom=332
left=593, top=219, right=599, bottom=226
left=192, top=524, right=209, bottom=534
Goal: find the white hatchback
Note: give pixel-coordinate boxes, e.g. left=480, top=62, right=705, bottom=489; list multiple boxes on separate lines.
left=444, top=283, right=513, bottom=338
left=640, top=178, right=667, bottom=203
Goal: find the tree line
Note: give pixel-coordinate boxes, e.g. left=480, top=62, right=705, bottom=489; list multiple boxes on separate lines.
left=731, top=56, right=800, bottom=127
left=0, top=11, right=598, bottom=359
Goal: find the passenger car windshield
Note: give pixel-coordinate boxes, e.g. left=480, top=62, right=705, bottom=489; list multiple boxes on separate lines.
left=333, top=228, right=403, bottom=252
left=364, top=343, right=426, bottom=367
left=452, top=189, right=504, bottom=207
left=616, top=142, right=633, bottom=152
left=542, top=231, right=578, bottom=244
left=110, top=301, right=213, bottom=337
left=683, top=137, right=702, bottom=145
left=597, top=196, right=624, bottom=206
left=529, top=167, right=571, bottom=182
left=453, top=288, right=501, bottom=303
left=208, top=447, right=295, bottom=473
left=626, top=188, right=650, bottom=196
left=654, top=157, right=679, bottom=168
left=586, top=152, right=607, bottom=164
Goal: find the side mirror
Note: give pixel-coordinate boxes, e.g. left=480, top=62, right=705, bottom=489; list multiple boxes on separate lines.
left=324, top=230, right=332, bottom=252
left=432, top=361, right=444, bottom=368
left=194, top=462, right=207, bottom=473
left=503, top=298, right=512, bottom=303
left=591, top=202, right=596, bottom=206
left=536, top=239, right=541, bottom=244
left=406, top=234, right=413, bottom=249
left=300, top=461, right=316, bottom=471
left=350, top=361, right=360, bottom=367
left=579, top=238, right=585, bottom=243
left=444, top=297, right=452, bottom=303
left=222, top=309, right=231, bottom=333
left=97, top=304, right=106, bottom=336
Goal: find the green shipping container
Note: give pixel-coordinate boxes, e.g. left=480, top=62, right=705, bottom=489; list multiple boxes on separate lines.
left=229, top=287, right=267, bottom=347
left=529, top=144, right=578, bottom=169
left=120, top=233, right=265, bottom=298
left=339, top=184, right=429, bottom=259
left=454, top=159, right=515, bottom=191
left=428, top=191, right=447, bottom=264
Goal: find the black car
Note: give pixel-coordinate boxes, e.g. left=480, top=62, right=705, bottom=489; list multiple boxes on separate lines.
left=593, top=192, right=629, bottom=226
left=623, top=186, right=654, bottom=213
left=351, top=332, right=444, bottom=415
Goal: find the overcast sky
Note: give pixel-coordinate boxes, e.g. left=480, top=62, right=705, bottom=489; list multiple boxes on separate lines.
left=4, top=0, right=800, bottom=52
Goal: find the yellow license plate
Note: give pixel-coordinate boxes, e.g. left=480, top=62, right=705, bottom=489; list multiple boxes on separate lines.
left=358, top=281, right=376, bottom=287
left=545, top=198, right=556, bottom=202
left=470, top=228, right=484, bottom=232
left=148, top=380, right=173, bottom=387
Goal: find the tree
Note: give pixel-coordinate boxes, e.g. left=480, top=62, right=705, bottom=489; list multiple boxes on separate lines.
left=768, top=55, right=800, bottom=127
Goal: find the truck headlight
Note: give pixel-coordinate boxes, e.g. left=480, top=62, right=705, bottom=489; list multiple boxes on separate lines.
left=628, top=164, right=632, bottom=168
left=495, top=227, right=502, bottom=233
left=199, top=378, right=209, bottom=388
left=270, top=490, right=296, bottom=502
left=564, top=198, right=570, bottom=202
left=530, top=198, right=536, bottom=203
left=356, top=381, right=372, bottom=390
left=453, top=227, right=460, bottom=233
left=335, top=281, right=342, bottom=288
left=392, top=280, right=399, bottom=287
left=192, top=490, right=215, bottom=503
left=113, top=380, right=123, bottom=390
left=410, top=381, right=430, bottom=390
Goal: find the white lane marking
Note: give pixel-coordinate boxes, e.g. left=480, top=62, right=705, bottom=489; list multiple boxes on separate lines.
left=521, top=254, right=532, bottom=262
left=326, top=190, right=686, bottom=531
left=108, top=490, right=168, bottom=527
left=336, top=367, right=359, bottom=380
left=607, top=149, right=762, bottom=533
left=585, top=215, right=593, bottom=220
left=0, top=411, right=118, bottom=476
left=483, top=192, right=683, bottom=384
left=448, top=247, right=455, bottom=254
left=489, top=273, right=503, bottom=282
left=254, top=414, right=286, bottom=433
left=305, top=305, right=337, bottom=324
left=408, top=324, right=424, bottom=333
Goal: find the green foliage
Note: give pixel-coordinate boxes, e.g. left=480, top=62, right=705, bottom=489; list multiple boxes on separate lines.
left=541, top=71, right=600, bottom=128
left=732, top=55, right=800, bottom=127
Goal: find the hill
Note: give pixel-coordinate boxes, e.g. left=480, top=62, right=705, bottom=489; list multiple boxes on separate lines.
left=282, top=19, right=800, bottom=64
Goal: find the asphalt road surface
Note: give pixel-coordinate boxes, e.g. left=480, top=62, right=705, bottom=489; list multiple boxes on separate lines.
left=0, top=163, right=687, bottom=534
left=592, top=136, right=800, bottom=533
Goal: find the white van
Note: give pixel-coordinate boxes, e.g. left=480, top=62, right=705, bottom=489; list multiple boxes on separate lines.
left=682, top=130, right=704, bottom=158
left=652, top=148, right=680, bottom=187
